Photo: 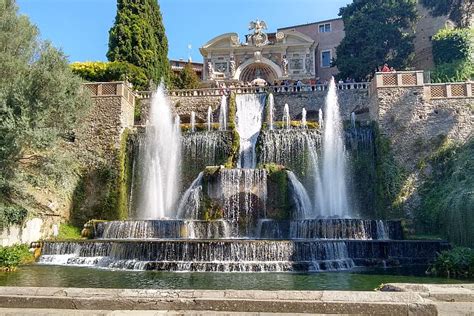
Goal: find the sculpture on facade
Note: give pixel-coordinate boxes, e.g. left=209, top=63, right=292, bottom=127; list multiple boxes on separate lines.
left=207, top=61, right=214, bottom=78
left=230, top=58, right=236, bottom=77
left=282, top=56, right=288, bottom=76
left=248, top=19, right=269, bottom=47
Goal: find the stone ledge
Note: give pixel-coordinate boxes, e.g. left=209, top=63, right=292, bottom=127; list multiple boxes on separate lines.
left=0, top=287, right=438, bottom=315
left=380, top=283, right=474, bottom=302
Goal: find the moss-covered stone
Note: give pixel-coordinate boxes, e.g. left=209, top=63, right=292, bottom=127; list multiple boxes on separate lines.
left=265, top=166, right=291, bottom=220
left=225, top=92, right=240, bottom=168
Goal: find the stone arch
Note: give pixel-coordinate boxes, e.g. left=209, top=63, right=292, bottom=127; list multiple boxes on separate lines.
left=234, top=57, right=283, bottom=83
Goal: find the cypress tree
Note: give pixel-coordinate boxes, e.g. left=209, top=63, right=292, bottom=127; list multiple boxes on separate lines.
left=107, top=0, right=170, bottom=86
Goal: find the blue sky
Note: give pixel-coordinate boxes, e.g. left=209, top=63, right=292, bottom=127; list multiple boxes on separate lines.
left=17, top=0, right=351, bottom=63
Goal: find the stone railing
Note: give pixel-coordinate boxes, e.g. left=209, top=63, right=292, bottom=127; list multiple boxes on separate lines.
left=427, top=82, right=473, bottom=99
left=83, top=81, right=136, bottom=105
left=374, top=71, right=424, bottom=87
left=136, top=82, right=369, bottom=99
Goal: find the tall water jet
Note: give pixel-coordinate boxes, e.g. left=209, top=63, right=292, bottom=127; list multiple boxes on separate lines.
left=236, top=94, right=266, bottom=168
left=283, top=103, right=290, bottom=129
left=219, top=96, right=227, bottom=131
left=207, top=106, right=213, bottom=132
left=301, top=108, right=307, bottom=128
left=351, top=112, right=356, bottom=129
left=319, top=108, right=323, bottom=129
left=268, top=93, right=274, bottom=130
left=137, top=84, right=181, bottom=219
left=319, top=78, right=350, bottom=217
left=191, top=111, right=196, bottom=132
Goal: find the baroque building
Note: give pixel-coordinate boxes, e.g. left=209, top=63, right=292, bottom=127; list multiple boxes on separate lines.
left=200, top=20, right=316, bottom=84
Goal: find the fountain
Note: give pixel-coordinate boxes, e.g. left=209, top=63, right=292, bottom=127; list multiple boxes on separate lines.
left=282, top=103, right=290, bottom=129
left=207, top=106, right=213, bottom=131
left=38, top=83, right=449, bottom=273
left=301, top=108, right=307, bottom=128
left=190, top=111, right=196, bottom=132
left=219, top=95, right=227, bottom=131
left=351, top=111, right=356, bottom=129
left=319, top=78, right=350, bottom=217
left=135, top=84, right=181, bottom=219
left=268, top=93, right=274, bottom=130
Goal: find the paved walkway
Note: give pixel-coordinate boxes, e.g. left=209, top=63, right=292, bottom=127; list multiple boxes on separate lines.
left=0, top=284, right=472, bottom=315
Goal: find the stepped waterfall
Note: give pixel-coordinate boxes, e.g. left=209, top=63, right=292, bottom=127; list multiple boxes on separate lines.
left=38, top=84, right=448, bottom=273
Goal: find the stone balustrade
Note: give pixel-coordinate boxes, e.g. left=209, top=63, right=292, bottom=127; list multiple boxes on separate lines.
left=427, top=82, right=473, bottom=99
left=374, top=71, right=424, bottom=87
left=83, top=81, right=136, bottom=105
left=136, top=82, right=369, bottom=99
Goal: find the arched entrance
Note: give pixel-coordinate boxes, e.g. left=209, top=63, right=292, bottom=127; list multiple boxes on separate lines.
left=239, top=63, right=278, bottom=84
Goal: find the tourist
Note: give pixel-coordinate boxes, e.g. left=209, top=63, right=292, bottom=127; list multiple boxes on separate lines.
left=390, top=67, right=396, bottom=72
left=296, top=80, right=303, bottom=91
left=382, top=63, right=390, bottom=72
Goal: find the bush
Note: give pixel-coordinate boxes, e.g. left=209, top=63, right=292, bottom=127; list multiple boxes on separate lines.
left=71, top=61, right=148, bottom=90
left=0, top=244, right=34, bottom=272
left=431, top=59, right=474, bottom=83
left=430, top=247, right=474, bottom=278
left=56, top=223, right=82, bottom=240
left=432, top=28, right=473, bottom=65
left=0, top=204, right=27, bottom=226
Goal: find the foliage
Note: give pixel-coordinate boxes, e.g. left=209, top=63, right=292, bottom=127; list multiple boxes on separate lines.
left=0, top=244, right=34, bottom=272
left=421, top=0, right=474, bottom=27
left=0, top=0, right=89, bottom=213
left=431, top=59, right=474, bottom=82
left=0, top=203, right=27, bottom=227
left=56, top=223, right=82, bottom=240
left=334, top=0, right=418, bottom=81
left=225, top=93, right=240, bottom=168
left=70, top=61, right=148, bottom=90
left=432, top=27, right=473, bottom=65
left=171, top=63, right=201, bottom=89
left=107, top=0, right=170, bottom=86
left=417, top=139, right=474, bottom=247
left=373, top=124, right=407, bottom=218
left=430, top=247, right=474, bottom=278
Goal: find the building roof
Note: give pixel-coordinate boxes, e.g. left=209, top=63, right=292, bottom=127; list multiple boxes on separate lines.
left=278, top=17, right=342, bottom=30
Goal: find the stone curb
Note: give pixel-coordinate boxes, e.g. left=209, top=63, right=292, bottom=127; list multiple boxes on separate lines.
left=0, top=287, right=438, bottom=315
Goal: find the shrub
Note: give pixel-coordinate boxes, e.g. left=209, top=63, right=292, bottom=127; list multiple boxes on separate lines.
left=431, top=59, right=474, bottom=83
left=430, top=247, right=474, bottom=278
left=0, top=204, right=27, bottom=226
left=432, top=28, right=473, bottom=65
left=71, top=61, right=148, bottom=90
left=0, top=244, right=34, bottom=272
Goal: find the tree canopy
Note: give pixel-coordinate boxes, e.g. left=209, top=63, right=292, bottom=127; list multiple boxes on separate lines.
left=171, top=63, right=201, bottom=89
left=0, top=0, right=88, bottom=194
left=333, top=0, right=418, bottom=81
left=107, top=0, right=170, bottom=87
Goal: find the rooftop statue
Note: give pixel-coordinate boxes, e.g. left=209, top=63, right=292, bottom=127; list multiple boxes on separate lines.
left=248, top=19, right=269, bottom=47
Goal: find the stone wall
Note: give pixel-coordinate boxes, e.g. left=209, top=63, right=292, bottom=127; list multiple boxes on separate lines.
left=272, top=89, right=369, bottom=121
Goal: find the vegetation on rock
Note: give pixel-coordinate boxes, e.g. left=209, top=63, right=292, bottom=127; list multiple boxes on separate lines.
left=416, top=139, right=474, bottom=247
left=107, top=0, right=170, bottom=86
left=334, top=0, right=418, bottom=81
left=225, top=93, right=240, bottom=168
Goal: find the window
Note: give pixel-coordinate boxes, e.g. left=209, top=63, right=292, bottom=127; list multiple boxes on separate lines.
left=321, top=50, right=332, bottom=68
left=319, top=23, right=331, bottom=33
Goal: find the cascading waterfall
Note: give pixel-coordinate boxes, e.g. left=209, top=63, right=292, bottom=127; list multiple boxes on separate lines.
left=319, top=108, right=323, bottom=128
left=287, top=171, right=312, bottom=219
left=301, top=108, right=307, bottom=128
left=235, top=94, right=266, bottom=168
left=283, top=103, right=290, bottom=129
left=268, top=93, right=274, bottom=131
left=191, top=111, right=196, bottom=132
left=137, top=84, right=181, bottom=219
left=219, top=96, right=227, bottom=131
left=177, top=172, right=204, bottom=219
left=319, top=78, right=350, bottom=217
left=207, top=106, right=213, bottom=131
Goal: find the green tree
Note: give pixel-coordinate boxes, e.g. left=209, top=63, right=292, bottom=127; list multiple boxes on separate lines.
left=107, top=0, right=170, bottom=86
left=174, top=63, right=201, bottom=89
left=334, top=0, right=418, bottom=81
left=421, top=0, right=473, bottom=28
left=0, top=0, right=88, bottom=193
